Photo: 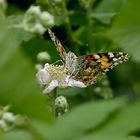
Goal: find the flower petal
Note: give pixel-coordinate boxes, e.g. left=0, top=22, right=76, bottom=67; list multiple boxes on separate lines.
left=67, top=78, right=87, bottom=88
left=36, top=68, right=51, bottom=84
left=43, top=80, right=59, bottom=94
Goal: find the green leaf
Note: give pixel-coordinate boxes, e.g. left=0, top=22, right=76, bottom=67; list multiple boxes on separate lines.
left=46, top=98, right=126, bottom=140
left=92, top=0, right=126, bottom=24
left=2, top=130, right=32, bottom=140
left=74, top=101, right=140, bottom=140
left=75, top=135, right=140, bottom=140
left=54, top=15, right=64, bottom=26
left=91, top=12, right=116, bottom=24
left=29, top=119, right=51, bottom=139
left=0, top=28, right=51, bottom=121
left=70, top=102, right=140, bottom=140
left=69, top=11, right=87, bottom=26
left=107, top=0, right=140, bottom=61
left=92, top=101, right=140, bottom=137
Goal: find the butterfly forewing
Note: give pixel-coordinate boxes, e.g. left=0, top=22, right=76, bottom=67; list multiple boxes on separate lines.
left=48, top=29, right=67, bottom=60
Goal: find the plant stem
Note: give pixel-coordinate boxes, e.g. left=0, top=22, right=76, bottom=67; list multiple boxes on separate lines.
left=53, top=88, right=58, bottom=118
left=46, top=88, right=58, bottom=120
left=61, top=0, right=73, bottom=43
left=86, top=0, right=95, bottom=51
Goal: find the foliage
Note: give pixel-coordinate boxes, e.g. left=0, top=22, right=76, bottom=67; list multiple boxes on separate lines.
left=0, top=0, right=140, bottom=139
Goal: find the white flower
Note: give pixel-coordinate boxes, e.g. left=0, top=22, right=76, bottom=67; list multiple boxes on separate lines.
left=65, top=76, right=86, bottom=88
left=26, top=5, right=41, bottom=16
left=36, top=68, right=51, bottom=85
left=40, top=12, right=54, bottom=27
left=22, top=5, right=54, bottom=34
left=24, top=22, right=46, bottom=34
left=2, top=112, right=16, bottom=123
left=43, top=80, right=59, bottom=93
left=36, top=63, right=86, bottom=94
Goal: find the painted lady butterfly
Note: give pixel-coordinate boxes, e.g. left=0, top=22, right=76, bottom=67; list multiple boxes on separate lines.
left=48, top=29, right=129, bottom=86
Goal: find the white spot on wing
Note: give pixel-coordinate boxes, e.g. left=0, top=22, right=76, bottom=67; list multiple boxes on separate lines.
left=113, top=62, right=118, bottom=66
left=94, top=55, right=100, bottom=59
left=119, top=52, right=123, bottom=55
left=108, top=52, right=114, bottom=58
left=104, top=69, right=109, bottom=72
left=113, top=58, right=118, bottom=62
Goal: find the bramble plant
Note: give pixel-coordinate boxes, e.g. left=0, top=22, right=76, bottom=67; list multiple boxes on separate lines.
left=0, top=0, right=140, bottom=139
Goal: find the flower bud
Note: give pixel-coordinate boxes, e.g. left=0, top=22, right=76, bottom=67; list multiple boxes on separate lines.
left=40, top=12, right=54, bottom=28
left=35, top=64, right=43, bottom=71
left=25, top=5, right=41, bottom=17
left=55, top=96, right=69, bottom=116
left=22, top=5, right=54, bottom=34
left=37, top=51, right=51, bottom=62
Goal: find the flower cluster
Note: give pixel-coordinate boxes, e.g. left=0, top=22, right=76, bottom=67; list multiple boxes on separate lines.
left=22, top=5, right=54, bottom=34
left=36, top=63, right=86, bottom=94
left=0, top=106, right=26, bottom=132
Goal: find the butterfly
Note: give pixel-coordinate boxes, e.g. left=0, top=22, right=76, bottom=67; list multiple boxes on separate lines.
left=48, top=29, right=129, bottom=86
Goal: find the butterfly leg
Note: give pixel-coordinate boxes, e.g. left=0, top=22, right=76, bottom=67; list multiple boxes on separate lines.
left=52, top=59, right=64, bottom=66
left=68, top=67, right=80, bottom=79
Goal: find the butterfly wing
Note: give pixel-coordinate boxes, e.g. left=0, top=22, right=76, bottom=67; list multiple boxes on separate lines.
left=75, top=52, right=129, bottom=85
left=48, top=29, right=67, bottom=60
left=47, top=30, right=129, bottom=85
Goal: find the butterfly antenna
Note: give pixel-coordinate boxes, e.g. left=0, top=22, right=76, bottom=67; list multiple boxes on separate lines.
left=48, top=29, right=67, bottom=60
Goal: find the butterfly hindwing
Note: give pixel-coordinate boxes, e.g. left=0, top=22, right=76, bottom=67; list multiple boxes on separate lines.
left=75, top=52, right=129, bottom=85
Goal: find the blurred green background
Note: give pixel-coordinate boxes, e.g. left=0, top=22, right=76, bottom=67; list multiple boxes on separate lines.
left=0, top=0, right=140, bottom=139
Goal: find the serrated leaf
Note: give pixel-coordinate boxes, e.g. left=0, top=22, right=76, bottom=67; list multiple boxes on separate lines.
left=92, top=101, right=140, bottom=137
left=91, top=12, right=116, bottom=24
left=47, top=98, right=126, bottom=140
left=92, top=0, right=126, bottom=24
left=73, top=102, right=140, bottom=140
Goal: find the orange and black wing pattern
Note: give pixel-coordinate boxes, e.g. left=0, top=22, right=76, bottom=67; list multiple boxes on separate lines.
left=75, top=52, right=129, bottom=85
left=48, top=29, right=67, bottom=60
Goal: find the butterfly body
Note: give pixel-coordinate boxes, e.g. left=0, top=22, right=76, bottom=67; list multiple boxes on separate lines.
left=65, top=51, right=79, bottom=76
